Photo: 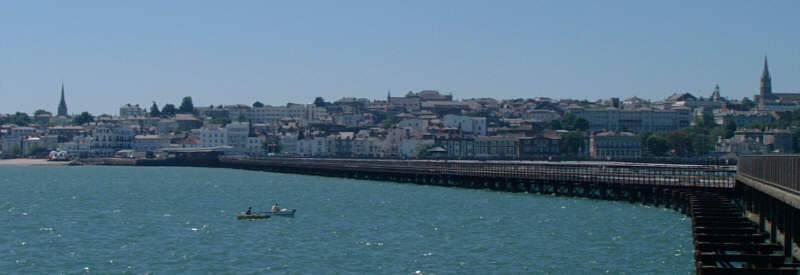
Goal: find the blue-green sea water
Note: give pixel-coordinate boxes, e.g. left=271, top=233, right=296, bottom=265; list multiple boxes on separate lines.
left=0, top=166, right=694, bottom=274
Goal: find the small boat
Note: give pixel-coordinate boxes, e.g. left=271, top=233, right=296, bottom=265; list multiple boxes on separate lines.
left=262, top=209, right=296, bottom=217
left=236, top=214, right=271, bottom=220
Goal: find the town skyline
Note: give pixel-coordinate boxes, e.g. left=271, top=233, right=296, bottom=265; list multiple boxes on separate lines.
left=5, top=55, right=795, bottom=116
left=2, top=1, right=799, bottom=115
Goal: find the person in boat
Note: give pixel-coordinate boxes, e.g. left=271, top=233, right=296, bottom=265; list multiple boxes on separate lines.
left=246, top=206, right=253, bottom=215
left=271, top=203, right=281, bottom=213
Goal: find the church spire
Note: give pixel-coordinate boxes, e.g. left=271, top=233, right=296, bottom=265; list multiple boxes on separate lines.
left=57, top=82, right=68, bottom=117
left=760, top=56, right=772, bottom=102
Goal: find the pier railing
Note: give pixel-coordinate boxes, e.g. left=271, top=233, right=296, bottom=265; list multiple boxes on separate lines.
left=738, top=155, right=800, bottom=194
left=225, top=157, right=736, bottom=189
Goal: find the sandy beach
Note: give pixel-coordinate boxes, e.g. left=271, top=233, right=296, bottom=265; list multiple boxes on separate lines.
left=0, top=158, right=69, bottom=166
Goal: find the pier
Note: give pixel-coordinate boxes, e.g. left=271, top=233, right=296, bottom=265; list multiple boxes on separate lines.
left=92, top=153, right=800, bottom=274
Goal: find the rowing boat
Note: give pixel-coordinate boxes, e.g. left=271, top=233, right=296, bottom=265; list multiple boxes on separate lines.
left=262, top=209, right=296, bottom=217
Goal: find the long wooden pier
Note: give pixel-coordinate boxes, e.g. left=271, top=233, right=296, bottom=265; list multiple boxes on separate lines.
left=89, top=154, right=800, bottom=274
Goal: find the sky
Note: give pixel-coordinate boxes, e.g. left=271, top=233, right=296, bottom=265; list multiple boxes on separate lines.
left=1, top=1, right=799, bottom=115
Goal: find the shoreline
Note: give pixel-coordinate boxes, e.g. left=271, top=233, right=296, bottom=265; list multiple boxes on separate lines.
left=0, top=158, right=70, bottom=166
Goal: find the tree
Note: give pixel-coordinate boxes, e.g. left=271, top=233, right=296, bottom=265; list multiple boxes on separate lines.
left=253, top=101, right=264, bottom=108
left=741, top=97, right=756, bottom=110
left=210, top=117, right=231, bottom=125
left=6, top=145, right=22, bottom=156
left=161, top=104, right=177, bottom=117
left=698, top=110, right=717, bottom=128
left=552, top=112, right=588, bottom=131
left=574, top=118, right=589, bottom=131
left=559, top=131, right=583, bottom=156
left=72, top=112, right=94, bottom=125
left=9, top=112, right=32, bottom=126
left=665, top=131, right=692, bottom=157
left=691, top=134, right=714, bottom=156
left=414, top=143, right=434, bottom=158
left=313, top=97, right=327, bottom=107
left=34, top=109, right=51, bottom=116
left=27, top=143, right=49, bottom=156
left=645, top=135, right=668, bottom=156
left=149, top=102, right=161, bottom=117
left=262, top=137, right=282, bottom=154
left=178, top=96, right=194, bottom=114
left=723, top=121, right=736, bottom=139
left=550, top=119, right=563, bottom=130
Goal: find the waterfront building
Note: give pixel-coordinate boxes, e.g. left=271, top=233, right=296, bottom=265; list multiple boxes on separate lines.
left=132, top=135, right=171, bottom=152
left=518, top=134, right=561, bottom=159
left=589, top=131, right=642, bottom=159
left=225, top=122, right=250, bottom=154
left=475, top=136, right=518, bottom=159
left=198, top=127, right=227, bottom=148
left=396, top=139, right=433, bottom=158
left=295, top=137, right=328, bottom=157
left=434, top=136, right=476, bottom=159
left=59, top=135, right=93, bottom=158
left=246, top=135, right=266, bottom=155
left=90, top=124, right=135, bottom=157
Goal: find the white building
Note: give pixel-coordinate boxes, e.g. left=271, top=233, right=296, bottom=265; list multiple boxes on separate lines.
left=230, top=105, right=309, bottom=123
left=397, top=139, right=433, bottom=158
left=442, top=115, right=487, bottom=136
left=246, top=136, right=266, bottom=156
left=132, top=135, right=171, bottom=152
left=119, top=104, right=146, bottom=117
left=156, top=119, right=179, bottom=135
left=199, top=127, right=227, bottom=148
left=713, top=110, right=774, bottom=127
left=397, top=118, right=429, bottom=135
left=90, top=124, right=135, bottom=157
left=225, top=122, right=250, bottom=154
left=570, top=107, right=691, bottom=132
left=296, top=138, right=328, bottom=157
left=521, top=110, right=560, bottom=122
left=590, top=131, right=642, bottom=159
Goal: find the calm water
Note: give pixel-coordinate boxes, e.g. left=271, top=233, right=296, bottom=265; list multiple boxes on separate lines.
left=0, top=166, right=694, bottom=274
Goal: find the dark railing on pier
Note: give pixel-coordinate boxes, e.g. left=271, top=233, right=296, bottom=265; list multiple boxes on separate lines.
left=224, top=157, right=736, bottom=189
left=738, top=155, right=800, bottom=194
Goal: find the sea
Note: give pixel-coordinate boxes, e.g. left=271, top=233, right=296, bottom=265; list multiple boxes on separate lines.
left=0, top=165, right=694, bottom=274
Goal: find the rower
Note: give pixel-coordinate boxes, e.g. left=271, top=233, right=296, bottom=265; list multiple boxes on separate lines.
left=246, top=206, right=253, bottom=215
left=271, top=203, right=281, bottom=212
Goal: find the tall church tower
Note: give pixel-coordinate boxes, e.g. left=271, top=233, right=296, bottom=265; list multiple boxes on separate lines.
left=711, top=84, right=721, bottom=102
left=760, top=56, right=772, bottom=102
left=57, top=82, right=68, bottom=117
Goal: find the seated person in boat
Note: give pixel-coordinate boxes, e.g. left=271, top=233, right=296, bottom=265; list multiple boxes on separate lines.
left=271, top=203, right=281, bottom=212
left=246, top=206, right=253, bottom=215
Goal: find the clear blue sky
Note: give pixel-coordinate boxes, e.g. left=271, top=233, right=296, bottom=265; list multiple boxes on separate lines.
left=1, top=1, right=799, bottom=115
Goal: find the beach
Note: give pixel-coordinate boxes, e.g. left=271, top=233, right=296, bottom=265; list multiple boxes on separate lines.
left=0, top=158, right=68, bottom=166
